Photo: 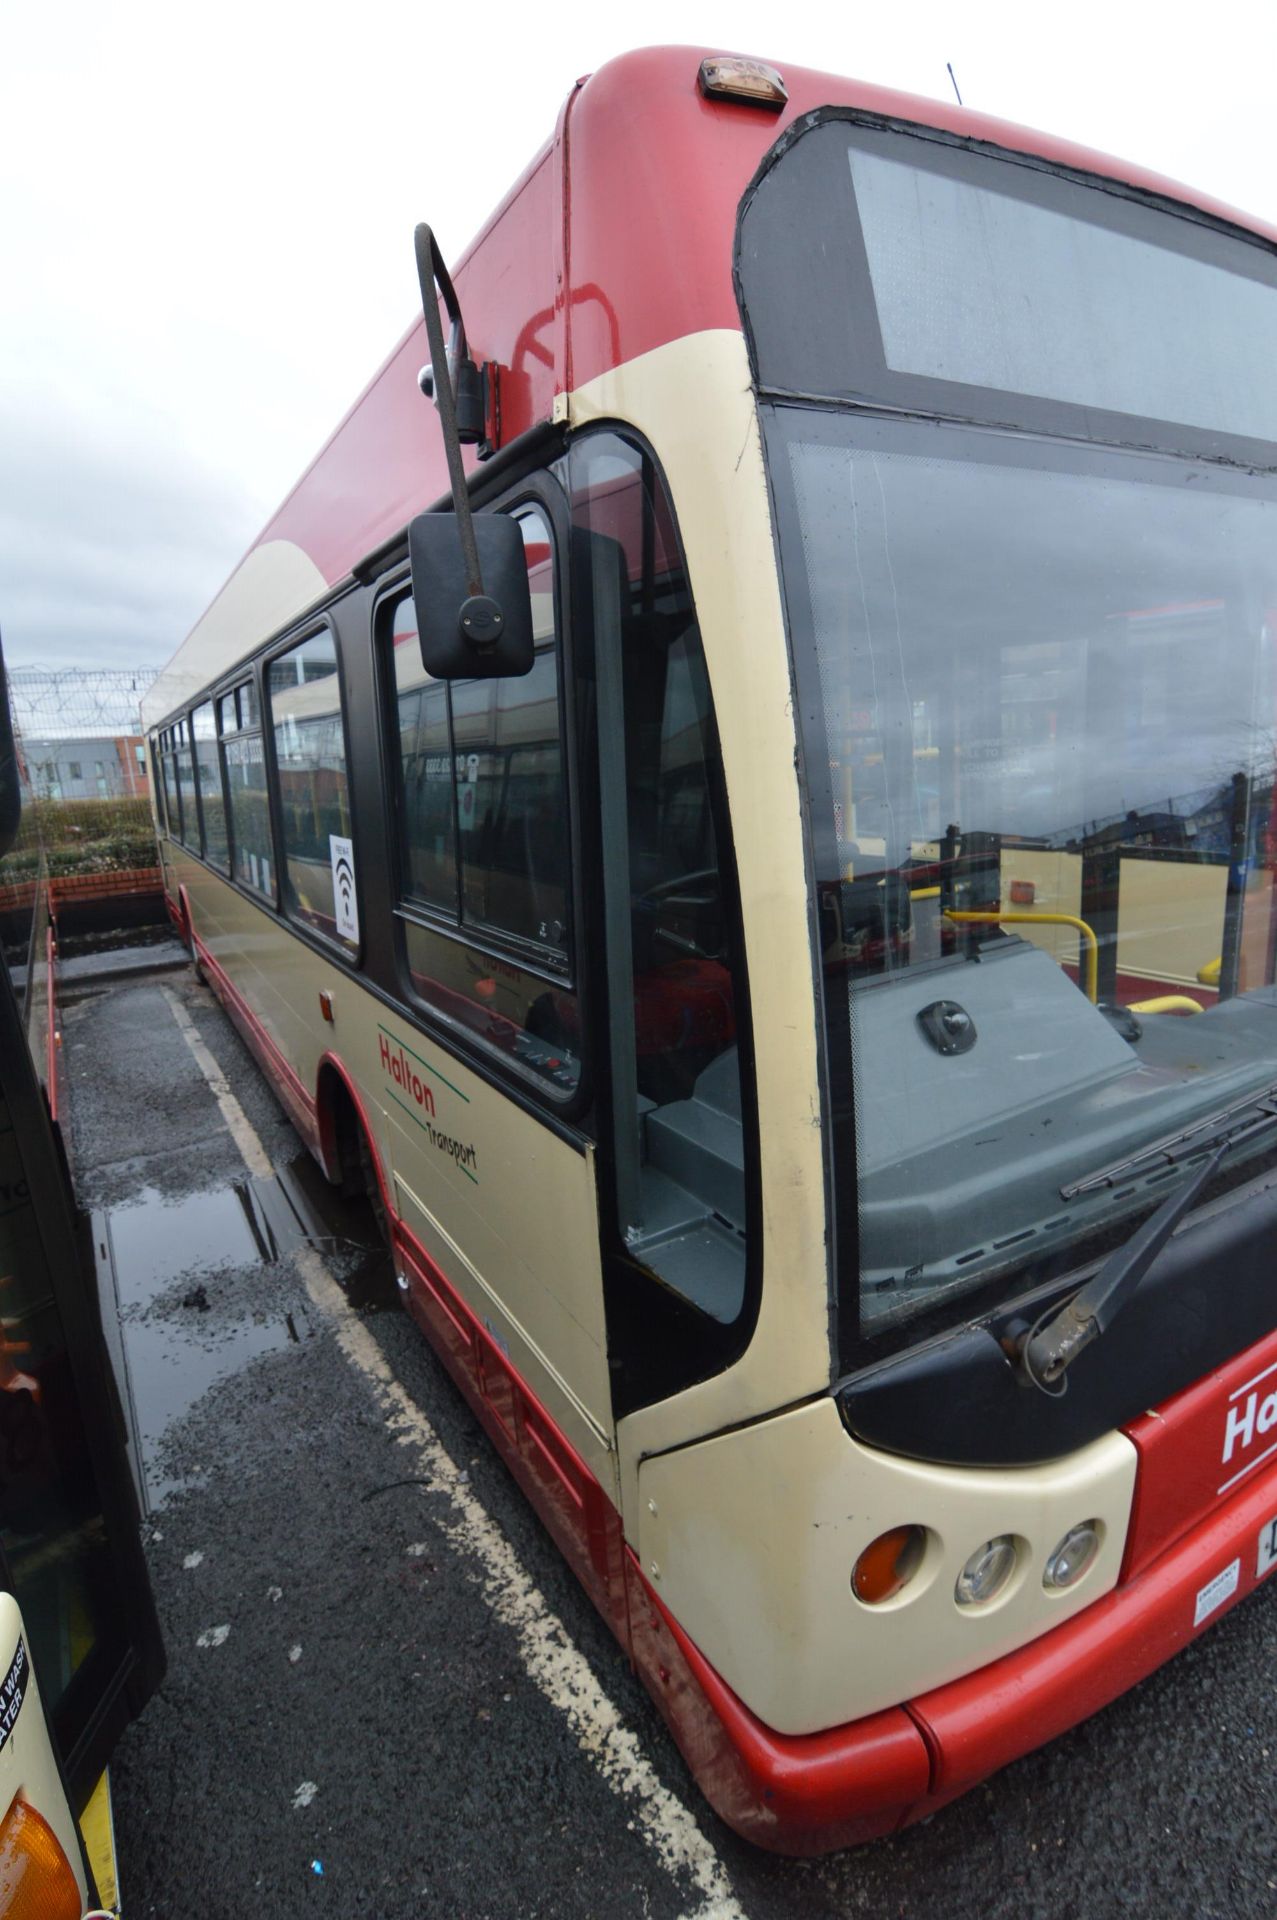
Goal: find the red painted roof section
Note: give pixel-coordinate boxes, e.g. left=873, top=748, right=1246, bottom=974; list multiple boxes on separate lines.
left=246, top=44, right=1277, bottom=593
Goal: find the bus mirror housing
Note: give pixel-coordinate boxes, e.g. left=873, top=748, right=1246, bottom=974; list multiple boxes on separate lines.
left=410, top=224, right=531, bottom=678
left=408, top=511, right=534, bottom=679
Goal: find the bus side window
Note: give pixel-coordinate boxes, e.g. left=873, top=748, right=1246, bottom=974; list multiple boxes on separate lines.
left=219, top=681, right=274, bottom=900
left=385, top=508, right=582, bottom=1099
left=266, top=631, right=357, bottom=954
left=571, top=433, right=751, bottom=1341
left=191, top=700, right=229, bottom=872
left=173, top=717, right=199, bottom=853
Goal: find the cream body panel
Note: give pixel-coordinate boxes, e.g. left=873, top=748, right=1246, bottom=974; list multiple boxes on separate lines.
left=143, top=540, right=329, bottom=730
left=1116, top=857, right=1227, bottom=989
left=369, top=1015, right=615, bottom=1491
left=569, top=331, right=833, bottom=1525
left=0, top=1592, right=87, bottom=1905
left=171, top=851, right=616, bottom=1499
left=638, top=1396, right=1137, bottom=1735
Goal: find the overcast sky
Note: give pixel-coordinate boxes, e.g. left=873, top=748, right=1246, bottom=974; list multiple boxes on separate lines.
left=2, top=0, right=1275, bottom=679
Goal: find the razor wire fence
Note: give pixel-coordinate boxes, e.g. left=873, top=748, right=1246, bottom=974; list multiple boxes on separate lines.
left=2, top=667, right=160, bottom=874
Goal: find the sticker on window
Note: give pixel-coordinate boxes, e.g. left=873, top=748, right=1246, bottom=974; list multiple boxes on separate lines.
left=330, top=836, right=359, bottom=945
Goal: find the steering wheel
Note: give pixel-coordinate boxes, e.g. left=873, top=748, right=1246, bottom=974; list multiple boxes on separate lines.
left=633, top=868, right=723, bottom=961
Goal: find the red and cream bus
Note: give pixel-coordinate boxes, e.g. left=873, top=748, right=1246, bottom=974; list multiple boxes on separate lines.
left=144, top=47, right=1277, bottom=1852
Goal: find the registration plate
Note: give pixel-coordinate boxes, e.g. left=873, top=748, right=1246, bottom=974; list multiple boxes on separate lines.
left=1257, top=1513, right=1277, bottom=1581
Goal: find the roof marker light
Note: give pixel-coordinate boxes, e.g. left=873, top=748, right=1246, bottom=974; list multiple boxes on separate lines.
left=698, top=57, right=788, bottom=112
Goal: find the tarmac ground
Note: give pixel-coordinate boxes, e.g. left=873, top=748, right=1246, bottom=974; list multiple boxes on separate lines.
left=64, top=961, right=1277, bottom=1919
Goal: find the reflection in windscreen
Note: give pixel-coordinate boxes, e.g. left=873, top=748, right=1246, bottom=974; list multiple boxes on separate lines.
left=782, top=430, right=1277, bottom=1326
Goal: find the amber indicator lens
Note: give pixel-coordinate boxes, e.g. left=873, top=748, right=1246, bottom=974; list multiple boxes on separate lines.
left=852, top=1525, right=925, bottom=1604
left=0, top=1797, right=82, bottom=1919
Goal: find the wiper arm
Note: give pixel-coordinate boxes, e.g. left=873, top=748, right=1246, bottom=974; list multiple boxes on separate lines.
left=1061, top=1078, right=1277, bottom=1200
left=1020, top=1143, right=1228, bottom=1393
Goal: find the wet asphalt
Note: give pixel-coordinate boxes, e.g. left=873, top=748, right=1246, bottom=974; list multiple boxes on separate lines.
left=64, top=964, right=1277, bottom=1919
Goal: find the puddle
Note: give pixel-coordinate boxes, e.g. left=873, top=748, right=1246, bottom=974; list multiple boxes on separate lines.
left=95, top=1155, right=396, bottom=1511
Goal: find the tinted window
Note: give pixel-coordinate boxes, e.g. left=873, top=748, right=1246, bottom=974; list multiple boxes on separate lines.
left=191, top=702, right=229, bottom=871
left=390, top=508, right=578, bottom=1095
left=220, top=678, right=273, bottom=898
left=390, top=598, right=456, bottom=913
left=174, top=720, right=199, bottom=850
left=455, top=514, right=567, bottom=953
left=267, top=633, right=357, bottom=952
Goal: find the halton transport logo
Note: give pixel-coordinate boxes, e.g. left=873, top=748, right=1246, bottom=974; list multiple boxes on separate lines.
left=1221, top=1362, right=1277, bottom=1473
left=377, top=1027, right=479, bottom=1185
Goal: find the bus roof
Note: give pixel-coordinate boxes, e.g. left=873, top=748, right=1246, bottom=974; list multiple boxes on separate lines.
left=144, top=43, right=1277, bottom=728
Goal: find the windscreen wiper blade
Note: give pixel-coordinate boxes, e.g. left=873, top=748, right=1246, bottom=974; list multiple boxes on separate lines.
left=1061, top=1077, right=1277, bottom=1200
left=1020, top=1143, right=1228, bottom=1393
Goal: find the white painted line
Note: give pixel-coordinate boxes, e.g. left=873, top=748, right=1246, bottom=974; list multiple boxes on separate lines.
left=164, top=982, right=747, bottom=1918
left=161, top=986, right=273, bottom=1180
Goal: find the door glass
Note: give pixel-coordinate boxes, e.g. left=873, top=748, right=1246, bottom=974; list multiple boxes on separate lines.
left=571, top=434, right=748, bottom=1326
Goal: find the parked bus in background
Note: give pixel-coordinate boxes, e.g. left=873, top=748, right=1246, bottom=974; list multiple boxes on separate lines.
left=0, top=637, right=164, bottom=1911
left=144, top=48, right=1277, bottom=1851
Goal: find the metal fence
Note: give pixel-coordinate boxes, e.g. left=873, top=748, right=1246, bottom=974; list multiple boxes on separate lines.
left=6, top=667, right=158, bottom=803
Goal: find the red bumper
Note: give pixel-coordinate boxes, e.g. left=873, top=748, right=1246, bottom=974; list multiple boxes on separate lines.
left=629, top=1447, right=1277, bottom=1854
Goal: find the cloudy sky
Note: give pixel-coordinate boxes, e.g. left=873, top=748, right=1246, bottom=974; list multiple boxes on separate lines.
left=2, top=0, right=1275, bottom=679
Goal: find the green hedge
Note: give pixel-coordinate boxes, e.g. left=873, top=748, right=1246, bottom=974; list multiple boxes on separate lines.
left=2, top=796, right=158, bottom=877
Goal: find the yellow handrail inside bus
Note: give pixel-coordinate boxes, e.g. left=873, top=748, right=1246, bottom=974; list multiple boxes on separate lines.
left=1127, top=995, right=1203, bottom=1016
left=1197, top=956, right=1222, bottom=988
left=909, top=886, right=941, bottom=901
left=944, top=909, right=1099, bottom=1004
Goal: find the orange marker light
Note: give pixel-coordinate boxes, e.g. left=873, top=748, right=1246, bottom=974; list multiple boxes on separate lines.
left=698, top=56, right=788, bottom=111
left=852, top=1526, right=925, bottom=1605
left=0, top=1797, right=82, bottom=1919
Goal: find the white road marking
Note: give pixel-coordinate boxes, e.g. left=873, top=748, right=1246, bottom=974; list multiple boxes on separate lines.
left=164, top=983, right=747, bottom=1919
left=161, top=987, right=273, bottom=1181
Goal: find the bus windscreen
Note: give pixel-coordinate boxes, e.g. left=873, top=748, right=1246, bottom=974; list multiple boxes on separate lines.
left=768, top=412, right=1277, bottom=1336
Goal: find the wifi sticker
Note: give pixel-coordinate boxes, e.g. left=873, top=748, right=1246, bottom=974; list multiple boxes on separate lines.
left=330, top=835, right=359, bottom=945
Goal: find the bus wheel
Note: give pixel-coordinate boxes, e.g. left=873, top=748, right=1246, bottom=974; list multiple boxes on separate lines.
left=358, top=1125, right=392, bottom=1249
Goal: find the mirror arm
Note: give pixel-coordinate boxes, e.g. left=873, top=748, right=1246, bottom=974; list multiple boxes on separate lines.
left=414, top=223, right=485, bottom=601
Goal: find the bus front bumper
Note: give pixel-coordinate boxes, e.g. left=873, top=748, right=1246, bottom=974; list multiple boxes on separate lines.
left=627, top=1444, right=1277, bottom=1854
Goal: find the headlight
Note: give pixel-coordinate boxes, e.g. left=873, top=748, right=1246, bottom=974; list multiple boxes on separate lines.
left=955, top=1534, right=1019, bottom=1607
left=1044, top=1520, right=1102, bottom=1590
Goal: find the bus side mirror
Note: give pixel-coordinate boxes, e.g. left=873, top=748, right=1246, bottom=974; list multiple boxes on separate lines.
left=408, top=512, right=534, bottom=679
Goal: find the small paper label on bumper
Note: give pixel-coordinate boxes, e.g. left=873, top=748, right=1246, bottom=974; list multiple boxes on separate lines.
left=1194, top=1557, right=1241, bottom=1628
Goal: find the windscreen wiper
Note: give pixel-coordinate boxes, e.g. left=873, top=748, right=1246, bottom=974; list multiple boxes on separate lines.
left=1019, top=1143, right=1228, bottom=1394
left=1061, top=1078, right=1277, bottom=1200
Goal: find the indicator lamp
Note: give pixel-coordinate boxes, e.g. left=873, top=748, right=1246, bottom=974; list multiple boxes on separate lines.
left=852, top=1525, right=926, bottom=1604
left=698, top=57, right=788, bottom=111
left=955, top=1535, right=1019, bottom=1607
left=0, top=1796, right=82, bottom=1918
left=1044, top=1521, right=1102, bottom=1590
